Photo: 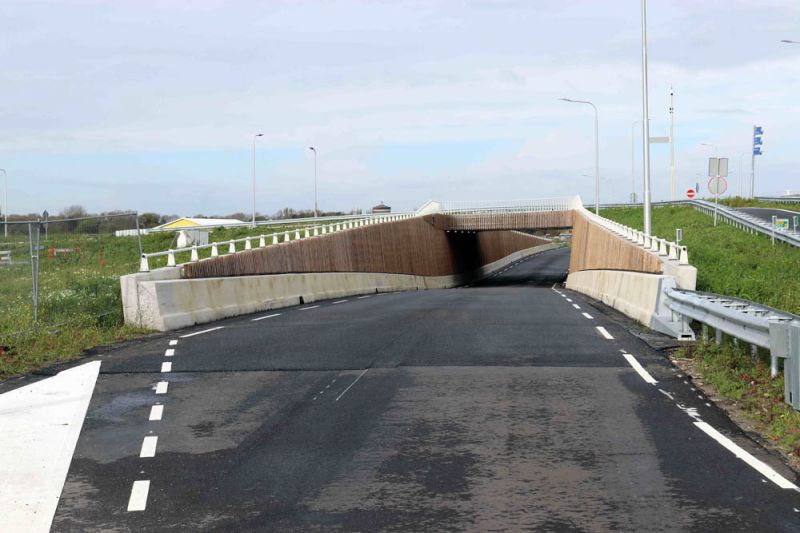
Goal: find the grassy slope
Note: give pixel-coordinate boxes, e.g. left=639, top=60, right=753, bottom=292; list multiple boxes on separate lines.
left=602, top=205, right=800, bottom=459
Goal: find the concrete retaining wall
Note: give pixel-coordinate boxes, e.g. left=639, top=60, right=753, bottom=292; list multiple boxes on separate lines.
left=125, top=243, right=563, bottom=331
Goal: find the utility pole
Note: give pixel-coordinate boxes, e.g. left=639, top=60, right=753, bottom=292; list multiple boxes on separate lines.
left=669, top=86, right=676, bottom=201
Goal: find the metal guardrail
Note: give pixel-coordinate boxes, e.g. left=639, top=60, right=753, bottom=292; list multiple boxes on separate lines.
left=756, top=195, right=800, bottom=204
left=662, top=288, right=800, bottom=410
left=139, top=213, right=413, bottom=272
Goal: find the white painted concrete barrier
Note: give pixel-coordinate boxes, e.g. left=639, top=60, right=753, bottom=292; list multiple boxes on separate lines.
left=122, top=243, right=563, bottom=331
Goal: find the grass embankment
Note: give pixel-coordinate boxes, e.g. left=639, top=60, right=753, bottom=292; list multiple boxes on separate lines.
left=719, top=196, right=800, bottom=211
left=0, top=221, right=332, bottom=377
left=602, top=205, right=800, bottom=460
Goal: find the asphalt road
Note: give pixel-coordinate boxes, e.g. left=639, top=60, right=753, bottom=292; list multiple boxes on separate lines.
left=738, top=207, right=800, bottom=225
left=50, top=248, right=800, bottom=531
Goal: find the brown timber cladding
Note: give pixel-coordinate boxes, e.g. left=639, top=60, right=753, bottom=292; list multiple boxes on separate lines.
left=182, top=217, right=550, bottom=279
left=568, top=210, right=662, bottom=274
left=429, top=211, right=573, bottom=231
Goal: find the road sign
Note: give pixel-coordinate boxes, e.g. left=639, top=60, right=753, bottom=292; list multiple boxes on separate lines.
left=707, top=157, right=729, bottom=178
left=686, top=189, right=696, bottom=199
left=794, top=216, right=799, bottom=231
left=708, top=176, right=727, bottom=195
left=776, top=218, right=789, bottom=229
left=755, top=126, right=763, bottom=135
left=753, top=147, right=762, bottom=156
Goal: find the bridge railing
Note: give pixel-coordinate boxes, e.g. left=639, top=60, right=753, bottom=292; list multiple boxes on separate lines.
left=138, top=213, right=414, bottom=272
left=434, top=196, right=583, bottom=215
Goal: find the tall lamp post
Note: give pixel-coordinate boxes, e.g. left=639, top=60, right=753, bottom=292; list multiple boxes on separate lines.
left=308, top=147, right=318, bottom=218
left=252, top=133, right=264, bottom=227
left=559, top=98, right=600, bottom=214
left=641, top=0, right=653, bottom=235
left=738, top=152, right=749, bottom=197
left=631, top=119, right=651, bottom=204
left=0, top=169, right=6, bottom=237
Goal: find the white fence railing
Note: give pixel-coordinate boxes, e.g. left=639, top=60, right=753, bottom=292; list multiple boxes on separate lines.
left=433, top=196, right=584, bottom=215
left=139, top=213, right=414, bottom=272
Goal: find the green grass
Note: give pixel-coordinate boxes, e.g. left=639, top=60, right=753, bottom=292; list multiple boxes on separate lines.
left=0, top=220, right=340, bottom=377
left=601, top=205, right=800, bottom=315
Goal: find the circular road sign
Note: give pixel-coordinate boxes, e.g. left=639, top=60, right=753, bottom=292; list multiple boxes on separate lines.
left=686, top=189, right=696, bottom=199
left=707, top=177, right=728, bottom=195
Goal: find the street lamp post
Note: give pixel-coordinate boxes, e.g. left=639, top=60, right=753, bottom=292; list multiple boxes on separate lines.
left=631, top=119, right=652, bottom=204
left=252, top=133, right=264, bottom=227
left=559, top=98, right=600, bottom=214
left=738, top=152, right=749, bottom=197
left=641, top=0, right=653, bottom=235
left=0, top=169, right=6, bottom=238
left=308, top=147, right=318, bottom=218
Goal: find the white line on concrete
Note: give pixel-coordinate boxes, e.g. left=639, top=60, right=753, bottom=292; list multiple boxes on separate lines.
left=596, top=326, right=614, bottom=340
left=127, top=480, right=150, bottom=512
left=693, top=421, right=799, bottom=490
left=357, top=295, right=371, bottom=299
left=582, top=313, right=594, bottom=320
left=335, top=369, right=369, bottom=402
left=622, top=354, right=658, bottom=385
left=140, top=436, right=158, bottom=458
left=164, top=349, right=175, bottom=357
left=155, top=381, right=168, bottom=394
left=169, top=340, right=178, bottom=346
left=160, top=362, right=172, bottom=373
left=149, top=405, right=164, bottom=421
left=252, top=313, right=281, bottom=321
left=180, top=326, right=224, bottom=338
left=572, top=304, right=581, bottom=310
left=0, top=361, right=101, bottom=531
left=299, top=305, right=320, bottom=311
left=332, top=300, right=348, bottom=304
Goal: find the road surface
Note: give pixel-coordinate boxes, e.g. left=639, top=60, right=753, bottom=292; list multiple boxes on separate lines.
left=738, top=206, right=800, bottom=225
left=44, top=248, right=799, bottom=531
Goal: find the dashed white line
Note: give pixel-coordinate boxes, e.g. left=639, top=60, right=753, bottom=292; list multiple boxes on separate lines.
left=693, top=421, right=799, bottom=490
left=299, top=305, right=320, bottom=311
left=127, top=480, right=150, bottom=512
left=582, top=312, right=594, bottom=320
left=622, top=353, right=658, bottom=385
left=168, top=340, right=178, bottom=346
left=332, top=300, right=349, bottom=304
left=572, top=304, right=581, bottom=310
left=164, top=349, right=175, bottom=357
left=252, top=313, right=281, bottom=321
left=139, top=436, right=158, bottom=458
left=596, top=326, right=614, bottom=340
left=155, top=381, right=168, bottom=394
left=335, top=369, right=369, bottom=402
left=180, top=326, right=224, bottom=338
left=357, top=295, right=371, bottom=299
left=160, top=362, right=172, bottom=373
left=565, top=298, right=573, bottom=302
left=149, top=405, right=164, bottom=421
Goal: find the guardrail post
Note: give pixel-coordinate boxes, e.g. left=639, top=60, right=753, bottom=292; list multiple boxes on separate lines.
left=329, top=224, right=335, bottom=233
left=167, top=250, right=176, bottom=266
left=139, top=254, right=150, bottom=272
left=211, top=243, right=219, bottom=257
left=313, top=226, right=319, bottom=236
left=228, top=241, right=236, bottom=254
left=335, top=223, right=341, bottom=231
left=650, top=237, right=660, bottom=253
left=679, top=246, right=689, bottom=265
left=295, top=229, right=301, bottom=240
left=321, top=225, right=327, bottom=235
left=190, top=246, right=199, bottom=262
left=272, top=234, right=279, bottom=245
left=304, top=228, right=310, bottom=238
left=259, top=235, right=266, bottom=247
left=668, top=243, right=678, bottom=260
left=770, top=320, right=800, bottom=409
left=658, top=239, right=668, bottom=256
left=245, top=238, right=252, bottom=250
left=283, top=231, right=290, bottom=242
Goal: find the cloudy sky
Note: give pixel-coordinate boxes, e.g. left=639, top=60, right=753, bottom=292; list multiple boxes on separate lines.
left=2, top=0, right=799, bottom=216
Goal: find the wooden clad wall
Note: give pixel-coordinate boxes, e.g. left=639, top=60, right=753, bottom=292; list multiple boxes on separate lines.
left=568, top=210, right=662, bottom=274
left=182, top=217, right=549, bottom=279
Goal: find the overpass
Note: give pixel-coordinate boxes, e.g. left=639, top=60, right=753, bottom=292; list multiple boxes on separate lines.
left=122, top=196, right=696, bottom=337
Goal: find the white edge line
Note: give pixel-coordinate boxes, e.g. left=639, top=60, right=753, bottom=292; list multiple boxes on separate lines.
left=596, top=326, right=614, bottom=340
left=252, top=313, right=281, bottom=321
left=357, top=295, right=371, bottom=299
left=332, top=300, right=348, bottom=304
left=299, top=305, right=320, bottom=310
left=127, top=480, right=150, bottom=512
left=335, top=369, right=369, bottom=401
left=622, top=353, right=658, bottom=385
left=693, top=421, right=799, bottom=491
left=180, top=326, right=224, bottom=338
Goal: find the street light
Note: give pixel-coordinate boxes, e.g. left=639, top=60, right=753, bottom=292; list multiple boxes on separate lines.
left=640, top=0, right=653, bottom=235
left=559, top=98, right=600, bottom=214
left=308, top=147, right=318, bottom=218
left=0, top=169, right=6, bottom=238
left=738, top=152, right=749, bottom=197
left=252, top=133, right=264, bottom=227
left=631, top=119, right=651, bottom=204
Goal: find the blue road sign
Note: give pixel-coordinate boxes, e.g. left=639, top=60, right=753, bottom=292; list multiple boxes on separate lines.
left=754, top=126, right=763, bottom=135
left=754, top=137, right=762, bottom=145
left=753, top=147, right=762, bottom=155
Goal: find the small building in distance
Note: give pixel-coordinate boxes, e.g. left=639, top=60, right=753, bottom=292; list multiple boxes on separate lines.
left=371, top=202, right=391, bottom=214
left=154, top=217, right=244, bottom=230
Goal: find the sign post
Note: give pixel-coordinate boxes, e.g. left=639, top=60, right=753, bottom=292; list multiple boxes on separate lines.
left=686, top=189, right=696, bottom=199
left=707, top=157, right=728, bottom=226
left=751, top=126, right=763, bottom=198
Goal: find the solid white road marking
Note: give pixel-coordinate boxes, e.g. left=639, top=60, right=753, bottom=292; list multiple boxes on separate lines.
left=165, top=349, right=175, bottom=357
left=596, top=326, right=614, bottom=340
left=572, top=304, right=581, bottom=310
left=140, top=436, right=158, bottom=458
left=160, top=362, right=172, bottom=373
left=252, top=313, right=281, bottom=321
left=622, top=354, right=658, bottom=385
left=180, top=326, right=224, bottom=338
left=582, top=313, right=594, bottom=320
left=693, top=421, right=799, bottom=490
left=335, top=369, right=369, bottom=402
left=155, top=381, right=168, bottom=394
left=332, top=300, right=348, bottom=304
left=149, top=405, right=164, bottom=421
left=169, top=340, right=178, bottom=346
left=0, top=361, right=101, bottom=531
left=299, top=305, right=320, bottom=311
left=127, top=480, right=150, bottom=512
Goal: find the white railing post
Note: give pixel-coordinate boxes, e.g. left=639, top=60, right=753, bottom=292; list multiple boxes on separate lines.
left=679, top=246, right=689, bottom=265
left=228, top=241, right=236, bottom=254
left=305, top=228, right=310, bottom=238
left=295, top=229, right=301, bottom=240
left=259, top=235, right=266, bottom=247
left=272, top=234, right=279, bottom=245
left=245, top=238, right=252, bottom=250
left=335, top=223, right=341, bottom=231
left=321, top=225, right=327, bottom=235
left=139, top=254, right=150, bottom=272
left=167, top=250, right=176, bottom=266
left=658, top=239, right=668, bottom=256
left=313, top=226, right=319, bottom=236
left=650, top=237, right=660, bottom=253
left=211, top=243, right=219, bottom=257
left=190, top=246, right=199, bottom=262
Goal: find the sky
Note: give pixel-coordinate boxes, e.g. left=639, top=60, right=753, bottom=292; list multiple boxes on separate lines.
left=2, top=0, right=800, bottom=217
